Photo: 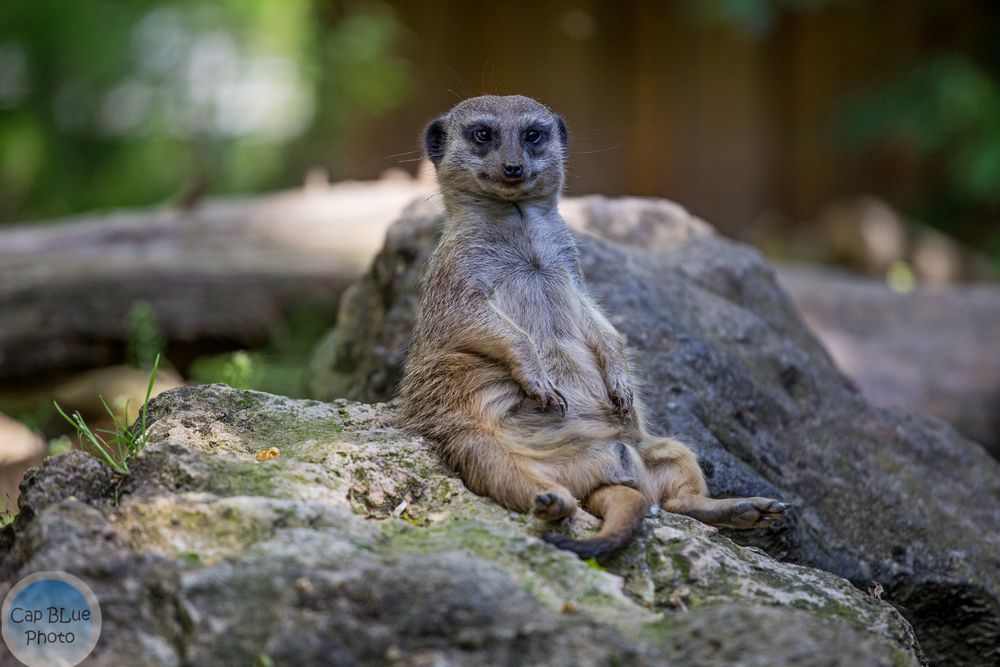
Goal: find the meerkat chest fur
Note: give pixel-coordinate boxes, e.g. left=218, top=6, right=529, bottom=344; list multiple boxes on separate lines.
left=458, top=203, right=583, bottom=344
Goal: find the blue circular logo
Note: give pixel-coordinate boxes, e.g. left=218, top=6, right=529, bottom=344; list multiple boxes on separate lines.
left=2, top=572, right=101, bottom=667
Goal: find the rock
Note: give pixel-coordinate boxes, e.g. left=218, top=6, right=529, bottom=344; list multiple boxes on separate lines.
left=0, top=413, right=46, bottom=517
left=52, top=365, right=186, bottom=422
left=777, top=264, right=1000, bottom=457
left=46, top=364, right=187, bottom=436
left=775, top=196, right=998, bottom=283
left=0, top=385, right=922, bottom=666
left=306, top=195, right=1000, bottom=666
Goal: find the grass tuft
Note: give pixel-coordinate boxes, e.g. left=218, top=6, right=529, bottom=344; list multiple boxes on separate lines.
left=53, top=354, right=161, bottom=474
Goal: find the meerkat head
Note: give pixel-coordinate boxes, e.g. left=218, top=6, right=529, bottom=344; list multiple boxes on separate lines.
left=424, top=95, right=568, bottom=202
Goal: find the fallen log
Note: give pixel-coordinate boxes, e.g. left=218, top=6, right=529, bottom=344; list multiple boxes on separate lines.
left=0, top=176, right=435, bottom=382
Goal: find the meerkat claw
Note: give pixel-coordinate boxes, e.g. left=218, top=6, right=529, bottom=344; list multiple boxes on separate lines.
left=554, top=388, right=568, bottom=415
left=526, top=378, right=568, bottom=416
left=607, top=376, right=633, bottom=418
left=613, top=393, right=631, bottom=418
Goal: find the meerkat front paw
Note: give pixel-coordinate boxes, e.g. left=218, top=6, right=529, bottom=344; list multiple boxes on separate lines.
left=526, top=376, right=568, bottom=416
left=606, top=373, right=633, bottom=418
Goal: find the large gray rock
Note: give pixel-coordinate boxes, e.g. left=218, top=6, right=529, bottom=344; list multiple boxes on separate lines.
left=307, top=196, right=1000, bottom=666
left=0, top=385, right=922, bottom=666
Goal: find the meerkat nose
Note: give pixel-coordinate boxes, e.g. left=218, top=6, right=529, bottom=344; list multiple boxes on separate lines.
left=502, top=163, right=524, bottom=179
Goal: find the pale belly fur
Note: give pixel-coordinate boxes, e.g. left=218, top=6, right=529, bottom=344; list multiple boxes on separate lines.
left=490, top=271, right=619, bottom=430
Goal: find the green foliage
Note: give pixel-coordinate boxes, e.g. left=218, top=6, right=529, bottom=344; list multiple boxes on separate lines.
left=682, top=0, right=840, bottom=36
left=126, top=300, right=165, bottom=369
left=840, top=55, right=1000, bottom=205
left=254, top=654, right=275, bottom=667
left=53, top=354, right=160, bottom=473
left=0, top=0, right=410, bottom=222
left=1, top=400, right=52, bottom=433
left=222, top=351, right=257, bottom=390
left=189, top=350, right=263, bottom=392
left=48, top=435, right=73, bottom=456
left=838, top=54, right=1000, bottom=253
left=188, top=306, right=335, bottom=397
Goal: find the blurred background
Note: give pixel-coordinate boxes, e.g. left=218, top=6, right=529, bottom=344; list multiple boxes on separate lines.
left=3, top=0, right=1000, bottom=266
left=2, top=0, right=999, bottom=513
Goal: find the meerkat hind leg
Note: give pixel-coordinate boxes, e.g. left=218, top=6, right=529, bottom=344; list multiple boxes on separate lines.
left=644, top=436, right=788, bottom=529
left=663, top=494, right=787, bottom=529
left=543, top=485, right=649, bottom=560
left=452, top=430, right=577, bottom=521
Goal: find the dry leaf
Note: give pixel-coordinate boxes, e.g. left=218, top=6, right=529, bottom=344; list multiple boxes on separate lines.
left=867, top=580, right=884, bottom=600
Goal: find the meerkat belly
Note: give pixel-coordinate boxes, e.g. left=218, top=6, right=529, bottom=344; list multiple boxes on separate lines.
left=537, top=335, right=606, bottom=403
left=493, top=273, right=608, bottom=413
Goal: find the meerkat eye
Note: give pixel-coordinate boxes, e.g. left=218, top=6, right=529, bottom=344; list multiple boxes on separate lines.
left=524, top=128, right=542, bottom=144
left=473, top=128, right=492, bottom=143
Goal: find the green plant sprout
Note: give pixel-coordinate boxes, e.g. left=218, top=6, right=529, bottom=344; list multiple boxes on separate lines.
left=125, top=300, right=164, bottom=368
left=221, top=350, right=256, bottom=389
left=53, top=354, right=161, bottom=474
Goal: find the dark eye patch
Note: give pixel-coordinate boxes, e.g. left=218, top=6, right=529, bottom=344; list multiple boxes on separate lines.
left=464, top=124, right=496, bottom=143
left=524, top=128, right=543, bottom=144
left=462, top=123, right=498, bottom=156
left=523, top=124, right=552, bottom=155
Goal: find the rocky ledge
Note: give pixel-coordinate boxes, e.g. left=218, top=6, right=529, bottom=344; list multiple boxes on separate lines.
left=1, top=385, right=922, bottom=666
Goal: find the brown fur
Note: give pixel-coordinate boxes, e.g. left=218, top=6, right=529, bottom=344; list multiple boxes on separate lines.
left=401, top=95, right=786, bottom=559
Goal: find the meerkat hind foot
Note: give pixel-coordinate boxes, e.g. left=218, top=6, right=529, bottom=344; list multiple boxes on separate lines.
left=533, top=490, right=576, bottom=521
left=665, top=496, right=787, bottom=529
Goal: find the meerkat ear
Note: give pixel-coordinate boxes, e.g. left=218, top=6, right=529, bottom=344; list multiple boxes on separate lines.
left=555, top=115, right=568, bottom=149
left=424, top=117, right=447, bottom=166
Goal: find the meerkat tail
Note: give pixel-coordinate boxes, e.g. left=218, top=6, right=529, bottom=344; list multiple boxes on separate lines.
left=543, top=485, right=649, bottom=560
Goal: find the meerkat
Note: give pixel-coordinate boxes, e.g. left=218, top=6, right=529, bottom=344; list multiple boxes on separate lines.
left=400, top=95, right=787, bottom=559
